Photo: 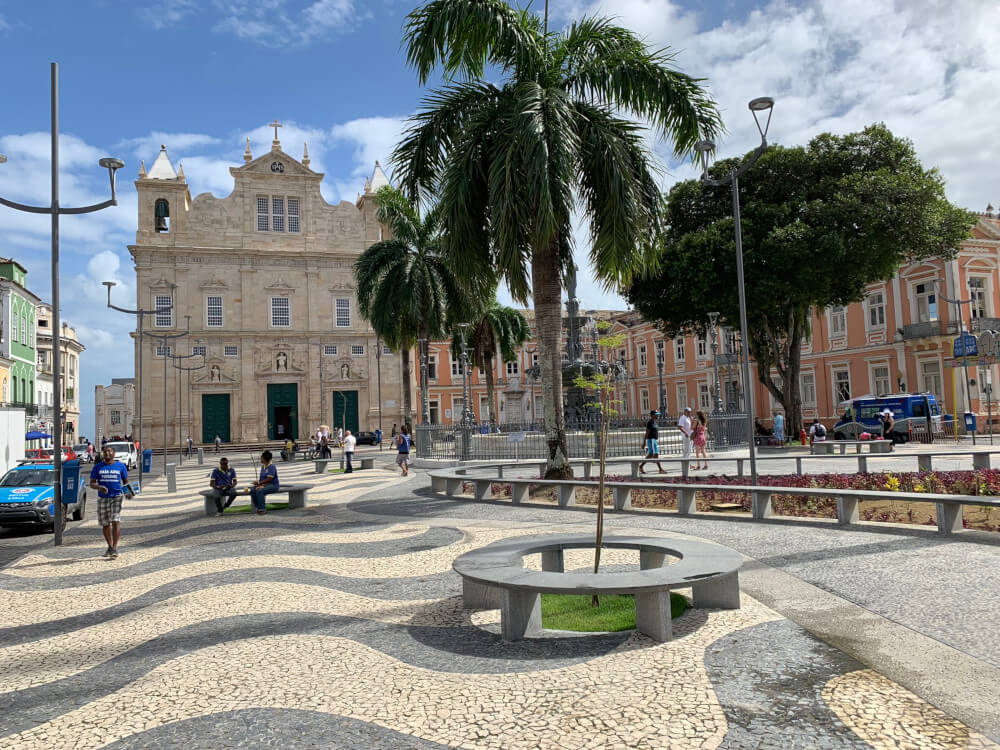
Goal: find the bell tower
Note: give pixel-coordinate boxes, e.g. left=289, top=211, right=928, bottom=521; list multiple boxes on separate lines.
left=135, top=145, right=191, bottom=245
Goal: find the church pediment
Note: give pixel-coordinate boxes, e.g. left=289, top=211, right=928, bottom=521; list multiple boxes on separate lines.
left=192, top=357, right=239, bottom=385
left=231, top=148, right=321, bottom=179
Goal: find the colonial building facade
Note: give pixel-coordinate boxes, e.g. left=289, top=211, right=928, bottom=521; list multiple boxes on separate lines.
left=131, top=130, right=406, bottom=447
left=35, top=303, right=84, bottom=440
left=418, top=211, right=1000, bottom=430
left=94, top=378, right=136, bottom=441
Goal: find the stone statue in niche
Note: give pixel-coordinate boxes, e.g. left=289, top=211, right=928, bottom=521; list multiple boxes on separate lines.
left=210, top=365, right=221, bottom=382
left=276, top=352, right=288, bottom=371
left=340, top=363, right=350, bottom=379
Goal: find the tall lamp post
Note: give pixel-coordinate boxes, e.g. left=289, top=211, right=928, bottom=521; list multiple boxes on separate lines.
left=417, top=337, right=430, bottom=424
left=104, top=282, right=170, bottom=486
left=170, top=346, right=206, bottom=461
left=655, top=342, right=666, bottom=416
left=457, top=324, right=475, bottom=426
left=376, top=336, right=384, bottom=448
left=708, top=312, right=724, bottom=413
left=934, top=278, right=976, bottom=444
left=694, top=95, right=775, bottom=486
left=0, top=63, right=124, bottom=547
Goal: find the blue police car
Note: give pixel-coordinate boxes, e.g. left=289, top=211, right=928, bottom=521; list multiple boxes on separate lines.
left=0, top=462, right=86, bottom=531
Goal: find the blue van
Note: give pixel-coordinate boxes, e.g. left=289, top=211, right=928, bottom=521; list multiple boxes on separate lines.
left=833, top=393, right=942, bottom=443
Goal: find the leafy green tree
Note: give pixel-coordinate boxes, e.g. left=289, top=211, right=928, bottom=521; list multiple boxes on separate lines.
left=354, top=185, right=467, bottom=428
left=393, top=0, right=722, bottom=478
left=626, top=124, right=977, bottom=434
left=451, top=298, right=530, bottom=425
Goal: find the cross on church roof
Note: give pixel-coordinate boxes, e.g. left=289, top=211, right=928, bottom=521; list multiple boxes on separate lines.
left=269, top=120, right=282, bottom=143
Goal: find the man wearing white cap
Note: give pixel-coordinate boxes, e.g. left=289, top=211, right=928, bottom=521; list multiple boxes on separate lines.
left=678, top=407, right=693, bottom=460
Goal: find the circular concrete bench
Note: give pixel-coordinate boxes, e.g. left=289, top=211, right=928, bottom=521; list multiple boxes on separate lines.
left=453, top=534, right=743, bottom=642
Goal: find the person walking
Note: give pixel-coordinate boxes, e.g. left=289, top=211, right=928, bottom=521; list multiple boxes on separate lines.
left=678, top=407, right=693, bottom=463
left=186, top=435, right=194, bottom=457
left=208, top=457, right=237, bottom=516
left=396, top=426, right=411, bottom=476
left=89, top=445, right=130, bottom=559
left=214, top=435, right=222, bottom=453
left=320, top=434, right=332, bottom=459
left=772, top=411, right=785, bottom=445
left=249, top=450, right=279, bottom=515
left=692, top=410, right=709, bottom=470
left=336, top=426, right=344, bottom=447
left=638, top=410, right=665, bottom=475
left=343, top=430, right=356, bottom=473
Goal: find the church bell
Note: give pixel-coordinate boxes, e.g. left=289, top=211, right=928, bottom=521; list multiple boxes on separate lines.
left=155, top=216, right=168, bottom=232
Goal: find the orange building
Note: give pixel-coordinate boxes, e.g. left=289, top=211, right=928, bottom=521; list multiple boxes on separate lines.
left=416, top=211, right=1000, bottom=428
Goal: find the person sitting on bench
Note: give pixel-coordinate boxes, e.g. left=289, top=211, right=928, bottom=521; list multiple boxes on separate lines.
left=208, top=458, right=237, bottom=516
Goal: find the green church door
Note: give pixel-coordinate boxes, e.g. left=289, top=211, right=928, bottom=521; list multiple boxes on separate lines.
left=267, top=383, right=299, bottom=440
left=201, top=394, right=231, bottom=443
left=332, top=390, right=359, bottom=434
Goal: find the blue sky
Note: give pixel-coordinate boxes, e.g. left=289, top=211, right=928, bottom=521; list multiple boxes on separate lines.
left=1, top=0, right=997, bottom=439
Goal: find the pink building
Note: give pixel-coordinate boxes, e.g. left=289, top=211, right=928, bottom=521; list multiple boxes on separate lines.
left=416, top=212, right=1000, bottom=429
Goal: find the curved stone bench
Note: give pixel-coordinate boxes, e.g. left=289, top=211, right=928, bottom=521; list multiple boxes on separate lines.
left=453, top=534, right=743, bottom=642
left=199, top=484, right=313, bottom=516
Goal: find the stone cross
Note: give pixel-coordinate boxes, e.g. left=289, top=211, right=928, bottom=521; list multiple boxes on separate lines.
left=269, top=120, right=282, bottom=142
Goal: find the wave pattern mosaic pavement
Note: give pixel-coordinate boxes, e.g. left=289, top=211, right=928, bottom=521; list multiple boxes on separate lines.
left=1, top=460, right=994, bottom=749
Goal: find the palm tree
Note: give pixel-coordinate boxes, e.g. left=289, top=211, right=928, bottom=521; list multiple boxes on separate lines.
left=453, top=298, right=530, bottom=426
left=354, top=185, right=466, bottom=428
left=394, top=0, right=722, bottom=478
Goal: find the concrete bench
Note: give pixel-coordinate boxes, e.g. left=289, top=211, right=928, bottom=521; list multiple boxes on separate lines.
left=199, top=483, right=313, bottom=516
left=315, top=457, right=375, bottom=472
left=432, top=468, right=1000, bottom=535
left=811, top=440, right=893, bottom=455
left=453, top=534, right=743, bottom=642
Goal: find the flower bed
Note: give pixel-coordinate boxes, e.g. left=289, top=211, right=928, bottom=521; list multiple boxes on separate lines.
left=462, top=471, right=1000, bottom=532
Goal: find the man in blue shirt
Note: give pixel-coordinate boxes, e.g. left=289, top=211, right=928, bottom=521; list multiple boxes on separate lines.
left=250, top=450, right=279, bottom=514
left=208, top=458, right=238, bottom=516
left=89, top=445, right=130, bottom=559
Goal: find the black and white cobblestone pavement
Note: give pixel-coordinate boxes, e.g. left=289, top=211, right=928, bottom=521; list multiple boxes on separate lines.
left=1, top=453, right=997, bottom=749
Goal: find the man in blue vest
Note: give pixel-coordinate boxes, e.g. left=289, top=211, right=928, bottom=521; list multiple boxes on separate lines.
left=89, top=445, right=130, bottom=559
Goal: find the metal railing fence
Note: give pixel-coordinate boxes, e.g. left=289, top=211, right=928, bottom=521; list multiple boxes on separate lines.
left=414, top=412, right=749, bottom=461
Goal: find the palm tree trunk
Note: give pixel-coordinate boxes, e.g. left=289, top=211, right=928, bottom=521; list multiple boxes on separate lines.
left=533, top=238, right=571, bottom=479
left=401, top=348, right=413, bottom=429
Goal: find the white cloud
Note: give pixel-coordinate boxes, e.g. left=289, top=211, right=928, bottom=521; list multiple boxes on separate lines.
left=137, top=0, right=200, bottom=29
left=327, top=116, right=408, bottom=201
left=212, top=0, right=362, bottom=45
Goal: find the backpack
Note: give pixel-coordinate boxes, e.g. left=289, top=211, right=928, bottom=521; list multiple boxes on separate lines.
left=814, top=423, right=826, bottom=438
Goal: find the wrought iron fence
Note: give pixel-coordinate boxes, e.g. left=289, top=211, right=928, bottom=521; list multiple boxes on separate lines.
left=414, top=412, right=749, bottom=461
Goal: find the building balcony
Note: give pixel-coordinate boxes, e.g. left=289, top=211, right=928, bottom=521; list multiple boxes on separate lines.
left=3, top=401, right=39, bottom=415
left=971, top=317, right=1000, bottom=333
left=900, top=320, right=960, bottom=340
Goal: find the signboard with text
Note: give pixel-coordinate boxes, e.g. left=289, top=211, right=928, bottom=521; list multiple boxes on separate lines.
left=949, top=329, right=1000, bottom=368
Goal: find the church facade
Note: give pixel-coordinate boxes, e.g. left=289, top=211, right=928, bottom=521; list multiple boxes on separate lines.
left=130, top=129, right=407, bottom=447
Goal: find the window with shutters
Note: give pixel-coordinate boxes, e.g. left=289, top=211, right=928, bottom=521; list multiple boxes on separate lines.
left=206, top=296, right=223, bottom=328
left=272, top=197, right=285, bottom=232
left=638, top=344, right=647, bottom=371
left=256, top=195, right=269, bottom=231
left=323, top=345, right=338, bottom=356
left=800, top=372, right=817, bottom=406
left=11, top=312, right=17, bottom=342
left=270, top=297, right=290, bottom=327
left=287, top=198, right=300, bottom=232
left=224, top=345, right=238, bottom=357
left=154, top=295, right=173, bottom=327
left=335, top=298, right=350, bottom=327
left=155, top=344, right=171, bottom=357
left=192, top=345, right=207, bottom=357
left=256, top=195, right=300, bottom=232
left=351, top=344, right=364, bottom=356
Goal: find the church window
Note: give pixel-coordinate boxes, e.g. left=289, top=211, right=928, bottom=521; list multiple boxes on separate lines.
left=351, top=344, right=365, bottom=356
left=257, top=196, right=269, bottom=231
left=192, top=345, right=207, bottom=357
left=287, top=198, right=300, bottom=232
left=335, top=298, right=351, bottom=327
left=323, top=345, right=338, bottom=356
left=224, top=345, right=238, bottom=357
left=154, top=295, right=173, bottom=327
left=272, top=197, right=285, bottom=232
left=206, top=296, right=223, bottom=328
left=155, top=344, right=171, bottom=357
left=154, top=199, right=170, bottom=232
left=270, top=297, right=290, bottom=327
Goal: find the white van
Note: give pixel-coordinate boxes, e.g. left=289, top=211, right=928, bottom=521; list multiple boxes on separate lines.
left=104, top=441, right=138, bottom=470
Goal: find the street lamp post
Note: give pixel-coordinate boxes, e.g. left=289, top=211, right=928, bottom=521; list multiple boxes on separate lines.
left=417, top=337, right=430, bottom=425
left=708, top=312, right=724, bottom=414
left=655, top=343, right=666, bottom=416
left=170, top=347, right=205, bottom=461
left=376, top=337, right=384, bottom=449
left=105, top=282, right=170, bottom=483
left=694, top=95, right=775, bottom=487
left=145, top=292, right=189, bottom=470
left=934, top=278, right=977, bottom=445
left=0, top=63, right=124, bottom=547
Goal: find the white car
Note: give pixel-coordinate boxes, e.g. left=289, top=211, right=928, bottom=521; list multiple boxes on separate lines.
left=104, top=441, right=138, bottom=470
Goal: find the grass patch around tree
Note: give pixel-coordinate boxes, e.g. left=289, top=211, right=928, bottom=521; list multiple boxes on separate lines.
left=541, top=592, right=689, bottom=632
left=224, top=502, right=290, bottom=514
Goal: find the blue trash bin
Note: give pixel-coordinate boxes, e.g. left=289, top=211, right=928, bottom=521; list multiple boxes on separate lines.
left=964, top=412, right=977, bottom=433
left=142, top=449, right=153, bottom=472
left=61, top=459, right=81, bottom=506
